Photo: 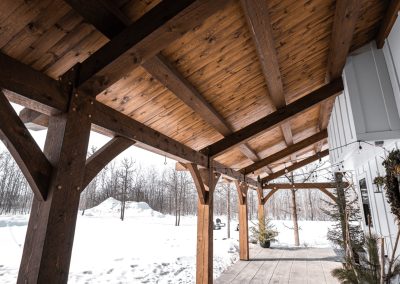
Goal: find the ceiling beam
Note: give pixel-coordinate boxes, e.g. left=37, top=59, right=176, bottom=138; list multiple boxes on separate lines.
left=1, top=51, right=256, bottom=187
left=264, top=182, right=349, bottom=190
left=317, top=0, right=360, bottom=152
left=142, top=54, right=232, bottom=136
left=240, top=130, right=328, bottom=175
left=64, top=0, right=130, bottom=39
left=73, top=0, right=232, bottom=96
left=0, top=53, right=68, bottom=114
left=240, top=0, right=294, bottom=149
left=91, top=102, right=257, bottom=187
left=262, top=149, right=329, bottom=184
left=326, top=0, right=361, bottom=81
left=200, top=78, right=343, bottom=158
left=65, top=0, right=260, bottom=163
left=376, top=0, right=400, bottom=49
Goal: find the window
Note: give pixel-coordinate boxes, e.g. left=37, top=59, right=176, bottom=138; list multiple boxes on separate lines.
left=358, top=178, right=373, bottom=227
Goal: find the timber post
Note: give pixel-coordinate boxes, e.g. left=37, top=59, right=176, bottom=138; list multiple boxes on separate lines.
left=235, top=180, right=249, bottom=261
left=257, top=186, right=266, bottom=222
left=187, top=162, right=220, bottom=284
left=17, top=66, right=93, bottom=283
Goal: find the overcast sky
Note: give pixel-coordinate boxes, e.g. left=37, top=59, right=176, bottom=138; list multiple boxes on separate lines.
left=0, top=103, right=176, bottom=170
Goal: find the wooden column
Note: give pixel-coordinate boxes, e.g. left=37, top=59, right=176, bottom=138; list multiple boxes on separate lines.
left=187, top=163, right=220, bottom=284
left=257, top=186, right=266, bottom=224
left=17, top=69, right=93, bottom=283
left=235, top=181, right=249, bottom=261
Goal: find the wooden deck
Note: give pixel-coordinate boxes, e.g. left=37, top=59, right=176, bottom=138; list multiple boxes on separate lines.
left=216, top=247, right=342, bottom=284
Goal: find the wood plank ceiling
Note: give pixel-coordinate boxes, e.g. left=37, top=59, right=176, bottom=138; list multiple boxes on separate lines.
left=0, top=0, right=389, bottom=180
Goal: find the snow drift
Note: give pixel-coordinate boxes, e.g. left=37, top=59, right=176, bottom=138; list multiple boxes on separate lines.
left=83, top=197, right=164, bottom=218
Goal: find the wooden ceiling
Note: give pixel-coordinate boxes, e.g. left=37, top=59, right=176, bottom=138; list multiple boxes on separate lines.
left=0, top=0, right=391, bottom=181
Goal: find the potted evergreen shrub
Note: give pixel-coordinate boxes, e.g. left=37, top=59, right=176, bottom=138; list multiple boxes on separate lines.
left=251, top=218, right=278, bottom=248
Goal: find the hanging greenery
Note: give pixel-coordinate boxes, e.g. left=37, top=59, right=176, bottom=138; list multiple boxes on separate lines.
left=382, top=149, right=400, bottom=221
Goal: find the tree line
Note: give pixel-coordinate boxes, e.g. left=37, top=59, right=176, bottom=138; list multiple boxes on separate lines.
left=0, top=148, right=333, bottom=222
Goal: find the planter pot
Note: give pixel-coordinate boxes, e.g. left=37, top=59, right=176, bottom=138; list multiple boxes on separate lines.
left=259, top=240, right=271, bottom=248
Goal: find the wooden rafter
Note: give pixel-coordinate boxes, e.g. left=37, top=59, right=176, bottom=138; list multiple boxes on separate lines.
left=264, top=182, right=349, bottom=190
left=240, top=0, right=294, bottom=149
left=317, top=0, right=360, bottom=152
left=241, top=130, right=328, bottom=175
left=92, top=102, right=257, bottom=186
left=326, top=0, right=361, bottom=81
left=64, top=0, right=130, bottom=38
left=73, top=0, right=232, bottom=96
left=376, top=0, right=400, bottom=49
left=83, top=137, right=134, bottom=189
left=0, top=91, right=52, bottom=201
left=0, top=51, right=256, bottom=187
left=200, top=78, right=343, bottom=158
left=142, top=55, right=261, bottom=162
left=262, top=149, right=329, bottom=184
left=65, top=0, right=260, bottom=163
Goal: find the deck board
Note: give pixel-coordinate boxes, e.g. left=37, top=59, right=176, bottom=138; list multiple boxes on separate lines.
left=216, top=247, right=341, bottom=284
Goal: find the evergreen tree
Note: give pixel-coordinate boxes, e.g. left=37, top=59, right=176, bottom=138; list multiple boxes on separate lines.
left=321, top=172, right=364, bottom=255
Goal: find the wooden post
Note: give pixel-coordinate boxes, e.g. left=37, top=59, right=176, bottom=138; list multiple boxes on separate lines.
left=187, top=163, right=220, bottom=284
left=17, top=69, right=93, bottom=283
left=257, top=186, right=265, bottom=222
left=235, top=180, right=249, bottom=261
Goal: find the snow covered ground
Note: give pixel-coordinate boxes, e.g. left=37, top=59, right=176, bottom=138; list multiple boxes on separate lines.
left=0, top=198, right=335, bottom=283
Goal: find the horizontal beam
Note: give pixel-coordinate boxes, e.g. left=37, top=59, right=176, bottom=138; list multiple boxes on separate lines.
left=262, top=149, right=329, bottom=184
left=263, top=187, right=337, bottom=203
left=1, top=51, right=255, bottom=187
left=0, top=91, right=52, bottom=201
left=0, top=53, right=68, bottom=114
left=241, top=130, right=328, bottom=175
left=376, top=0, right=400, bottom=49
left=64, top=0, right=130, bottom=39
left=264, top=182, right=349, bottom=190
left=200, top=78, right=343, bottom=158
left=76, top=0, right=232, bottom=96
left=91, top=102, right=257, bottom=187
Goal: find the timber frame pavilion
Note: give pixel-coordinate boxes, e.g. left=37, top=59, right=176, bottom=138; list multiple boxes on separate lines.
left=0, top=0, right=398, bottom=283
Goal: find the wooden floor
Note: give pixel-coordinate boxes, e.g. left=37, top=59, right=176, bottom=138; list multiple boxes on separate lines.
left=216, top=247, right=342, bottom=283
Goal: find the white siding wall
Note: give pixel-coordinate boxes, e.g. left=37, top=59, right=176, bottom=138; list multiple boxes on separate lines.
left=327, top=16, right=400, bottom=259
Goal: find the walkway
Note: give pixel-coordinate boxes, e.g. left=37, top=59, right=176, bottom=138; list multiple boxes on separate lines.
left=216, top=247, right=341, bottom=283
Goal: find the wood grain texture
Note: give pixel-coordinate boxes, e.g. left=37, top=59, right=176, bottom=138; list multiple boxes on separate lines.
left=241, top=130, right=328, bottom=175
left=376, top=0, right=400, bottom=48
left=0, top=52, right=68, bottom=114
left=202, top=79, right=342, bottom=158
left=0, top=91, right=52, bottom=201
left=18, top=83, right=93, bottom=283
left=262, top=149, right=329, bottom=184
left=235, top=181, right=249, bottom=260
left=326, top=0, right=361, bottom=81
left=240, top=0, right=294, bottom=148
left=83, top=137, right=134, bottom=189
left=69, top=0, right=261, bottom=163
left=76, top=0, right=232, bottom=96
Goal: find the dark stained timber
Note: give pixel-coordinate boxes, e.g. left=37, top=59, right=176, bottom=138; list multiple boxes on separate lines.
left=201, top=79, right=343, bottom=158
